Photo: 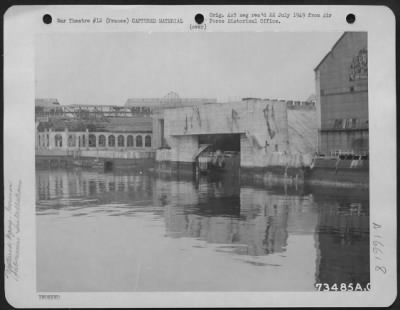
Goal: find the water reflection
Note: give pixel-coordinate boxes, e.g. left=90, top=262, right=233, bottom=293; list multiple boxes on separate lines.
left=36, top=168, right=369, bottom=291
left=312, top=186, right=370, bottom=287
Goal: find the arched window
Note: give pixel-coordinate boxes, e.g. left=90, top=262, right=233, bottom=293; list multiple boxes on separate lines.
left=68, top=135, right=76, bottom=147
left=108, top=135, right=115, bottom=147
left=136, top=135, right=143, bottom=147
left=145, top=135, right=151, bottom=147
left=118, top=135, right=125, bottom=147
left=89, top=134, right=96, bottom=147
left=38, top=135, right=41, bottom=147
left=55, top=134, right=63, bottom=148
left=127, top=135, right=134, bottom=147
left=98, top=135, right=106, bottom=147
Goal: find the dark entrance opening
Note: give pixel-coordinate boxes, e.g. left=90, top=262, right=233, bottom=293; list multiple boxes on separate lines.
left=198, top=134, right=240, bottom=152
left=196, top=134, right=241, bottom=176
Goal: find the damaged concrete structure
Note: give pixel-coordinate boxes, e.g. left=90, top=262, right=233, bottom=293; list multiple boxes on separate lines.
left=155, top=98, right=317, bottom=179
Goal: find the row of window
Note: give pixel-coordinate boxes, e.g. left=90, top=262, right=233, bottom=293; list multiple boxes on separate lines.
left=323, top=118, right=368, bottom=130
left=130, top=106, right=152, bottom=114
left=38, top=134, right=151, bottom=148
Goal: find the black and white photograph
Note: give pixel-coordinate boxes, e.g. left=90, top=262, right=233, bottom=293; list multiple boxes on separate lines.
left=4, top=5, right=396, bottom=308
left=34, top=31, right=370, bottom=292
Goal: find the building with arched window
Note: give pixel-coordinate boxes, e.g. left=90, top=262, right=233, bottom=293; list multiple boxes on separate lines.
left=36, top=128, right=153, bottom=152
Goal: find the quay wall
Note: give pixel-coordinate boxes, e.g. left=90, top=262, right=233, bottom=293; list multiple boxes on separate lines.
left=36, top=149, right=155, bottom=159
left=78, top=149, right=154, bottom=159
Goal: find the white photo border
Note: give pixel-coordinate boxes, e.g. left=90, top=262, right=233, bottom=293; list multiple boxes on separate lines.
left=4, top=5, right=397, bottom=308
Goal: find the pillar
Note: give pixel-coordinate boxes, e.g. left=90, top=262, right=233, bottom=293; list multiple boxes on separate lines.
left=85, top=129, right=89, bottom=150
left=49, top=128, right=54, bottom=150
left=96, top=133, right=99, bottom=151
left=124, top=134, right=128, bottom=150
left=75, top=133, right=79, bottom=150
left=62, top=127, right=68, bottom=150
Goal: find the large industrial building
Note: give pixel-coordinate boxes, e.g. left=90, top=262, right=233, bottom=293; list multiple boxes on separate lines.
left=315, top=32, right=368, bottom=156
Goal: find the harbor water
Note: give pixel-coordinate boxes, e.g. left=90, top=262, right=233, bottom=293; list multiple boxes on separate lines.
left=36, top=167, right=369, bottom=292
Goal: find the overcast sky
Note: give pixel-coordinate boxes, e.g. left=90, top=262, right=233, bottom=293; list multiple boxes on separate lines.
left=35, top=32, right=341, bottom=105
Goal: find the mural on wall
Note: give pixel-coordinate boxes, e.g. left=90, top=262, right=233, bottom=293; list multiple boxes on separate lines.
left=349, top=47, right=368, bottom=81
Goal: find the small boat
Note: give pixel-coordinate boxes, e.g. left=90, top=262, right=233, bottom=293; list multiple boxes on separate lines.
left=198, top=156, right=211, bottom=174
left=197, top=151, right=226, bottom=174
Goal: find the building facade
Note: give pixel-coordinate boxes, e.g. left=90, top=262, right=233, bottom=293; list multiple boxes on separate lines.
left=35, top=103, right=154, bottom=156
left=36, top=128, right=153, bottom=151
left=315, top=32, right=368, bottom=156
